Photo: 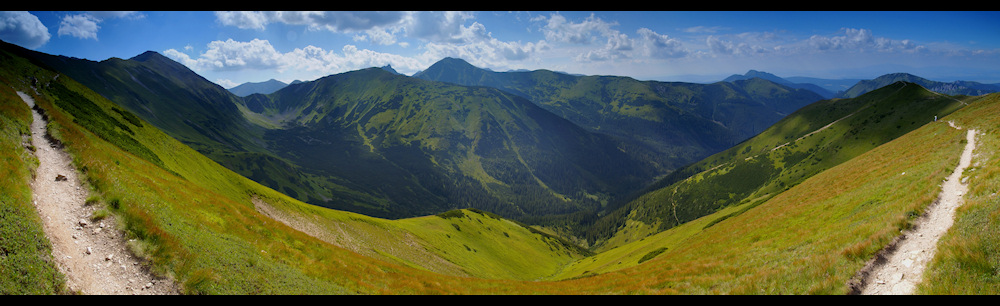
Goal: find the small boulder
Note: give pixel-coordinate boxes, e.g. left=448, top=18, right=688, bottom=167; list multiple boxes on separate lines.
left=55, top=174, right=67, bottom=181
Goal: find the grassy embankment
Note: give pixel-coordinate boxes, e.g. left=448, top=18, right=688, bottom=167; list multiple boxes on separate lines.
left=545, top=94, right=978, bottom=293
left=0, top=84, right=65, bottom=294
left=919, top=92, right=1000, bottom=294
left=593, top=82, right=967, bottom=252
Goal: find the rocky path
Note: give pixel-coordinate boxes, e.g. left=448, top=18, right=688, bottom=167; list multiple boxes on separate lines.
left=19, top=91, right=178, bottom=295
left=856, top=121, right=977, bottom=295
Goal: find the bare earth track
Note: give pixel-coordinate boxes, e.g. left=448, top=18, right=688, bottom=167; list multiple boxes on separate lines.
left=19, top=91, right=178, bottom=295
left=854, top=121, right=978, bottom=295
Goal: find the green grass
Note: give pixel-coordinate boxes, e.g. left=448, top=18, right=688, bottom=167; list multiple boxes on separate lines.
left=918, top=93, right=1000, bottom=294
left=561, top=111, right=965, bottom=293
left=595, top=82, right=968, bottom=251
left=0, top=84, right=66, bottom=294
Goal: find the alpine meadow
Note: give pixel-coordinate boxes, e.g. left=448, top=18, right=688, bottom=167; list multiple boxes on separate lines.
left=1, top=11, right=999, bottom=295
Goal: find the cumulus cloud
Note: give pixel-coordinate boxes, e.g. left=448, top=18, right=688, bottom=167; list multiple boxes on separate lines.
left=165, top=38, right=427, bottom=77
left=0, top=11, right=51, bottom=49
left=535, top=13, right=639, bottom=62
left=706, top=35, right=770, bottom=56
left=216, top=11, right=408, bottom=33
left=215, top=11, right=485, bottom=46
left=57, top=11, right=145, bottom=41
left=58, top=14, right=100, bottom=40
left=165, top=39, right=283, bottom=71
left=538, top=13, right=619, bottom=45
left=808, top=28, right=923, bottom=53
left=209, top=11, right=543, bottom=70
left=637, top=28, right=687, bottom=59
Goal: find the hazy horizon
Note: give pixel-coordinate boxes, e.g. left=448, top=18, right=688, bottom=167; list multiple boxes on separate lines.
left=3, top=11, right=998, bottom=86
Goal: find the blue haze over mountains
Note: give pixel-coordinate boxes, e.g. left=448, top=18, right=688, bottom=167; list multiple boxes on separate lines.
left=231, top=63, right=1000, bottom=101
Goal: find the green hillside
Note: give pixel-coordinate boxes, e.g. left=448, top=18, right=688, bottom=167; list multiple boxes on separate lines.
left=0, top=44, right=590, bottom=293
left=589, top=81, right=969, bottom=250
left=240, top=67, right=658, bottom=223
left=545, top=92, right=1000, bottom=294
left=415, top=57, right=826, bottom=171
left=917, top=93, right=1000, bottom=294
left=0, top=41, right=340, bottom=222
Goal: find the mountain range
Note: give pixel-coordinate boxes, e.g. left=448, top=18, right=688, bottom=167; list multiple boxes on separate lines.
left=227, top=79, right=298, bottom=97
left=3, top=38, right=999, bottom=294
left=10, top=46, right=833, bottom=228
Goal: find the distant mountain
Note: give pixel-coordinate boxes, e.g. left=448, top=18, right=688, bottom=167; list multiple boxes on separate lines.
left=837, top=72, right=1000, bottom=98
left=415, top=58, right=826, bottom=172
left=784, top=76, right=863, bottom=94
left=379, top=64, right=400, bottom=75
left=241, top=67, right=660, bottom=220
left=723, top=70, right=837, bottom=99
left=228, top=79, right=288, bottom=96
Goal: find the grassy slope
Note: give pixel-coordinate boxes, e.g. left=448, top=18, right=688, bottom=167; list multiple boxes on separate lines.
left=548, top=100, right=970, bottom=293
left=0, top=83, right=65, bottom=293
left=0, top=51, right=590, bottom=293
left=919, top=93, right=1000, bottom=294
left=593, top=83, right=967, bottom=251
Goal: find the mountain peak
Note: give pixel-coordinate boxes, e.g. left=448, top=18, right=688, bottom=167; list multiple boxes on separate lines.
left=412, top=57, right=484, bottom=81
left=129, top=50, right=164, bottom=62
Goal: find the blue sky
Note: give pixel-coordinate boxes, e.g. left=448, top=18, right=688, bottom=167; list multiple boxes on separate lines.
left=3, top=11, right=999, bottom=88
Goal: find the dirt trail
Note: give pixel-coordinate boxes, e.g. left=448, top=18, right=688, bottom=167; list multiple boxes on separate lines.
left=855, top=121, right=977, bottom=295
left=19, top=91, right=178, bottom=295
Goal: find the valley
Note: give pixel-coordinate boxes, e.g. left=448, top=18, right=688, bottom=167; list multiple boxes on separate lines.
left=1, top=39, right=999, bottom=294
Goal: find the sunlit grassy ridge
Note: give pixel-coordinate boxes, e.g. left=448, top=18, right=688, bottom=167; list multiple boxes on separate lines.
left=919, top=93, right=1000, bottom=294
left=0, top=80, right=65, bottom=294
left=592, top=82, right=968, bottom=251
left=548, top=104, right=969, bottom=293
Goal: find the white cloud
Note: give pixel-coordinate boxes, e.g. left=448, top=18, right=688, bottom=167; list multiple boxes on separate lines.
left=56, top=11, right=146, bottom=41
left=0, top=11, right=51, bottom=49
left=58, top=14, right=100, bottom=40
left=538, top=13, right=618, bottom=45
left=807, top=28, right=923, bottom=53
left=534, top=13, right=639, bottom=63
left=401, top=11, right=480, bottom=43
left=214, top=11, right=271, bottom=30
left=215, top=11, right=410, bottom=35
left=214, top=78, right=240, bottom=89
left=706, top=35, right=768, bottom=56
left=637, top=28, right=687, bottom=59
left=215, top=11, right=488, bottom=47
left=207, top=12, right=544, bottom=72
left=165, top=38, right=428, bottom=78
left=168, top=38, right=284, bottom=71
